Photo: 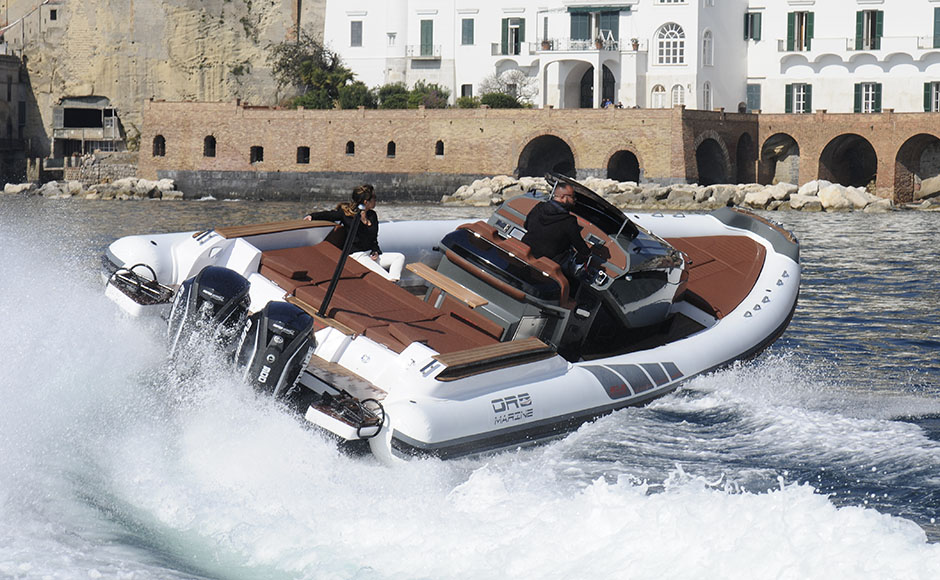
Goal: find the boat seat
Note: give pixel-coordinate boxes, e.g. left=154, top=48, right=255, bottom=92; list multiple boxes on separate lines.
left=456, top=221, right=574, bottom=309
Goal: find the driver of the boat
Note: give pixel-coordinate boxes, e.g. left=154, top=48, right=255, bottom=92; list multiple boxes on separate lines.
left=521, top=182, right=609, bottom=277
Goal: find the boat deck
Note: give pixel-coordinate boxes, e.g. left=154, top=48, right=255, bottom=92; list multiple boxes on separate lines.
left=260, top=241, right=502, bottom=355
left=665, top=235, right=766, bottom=319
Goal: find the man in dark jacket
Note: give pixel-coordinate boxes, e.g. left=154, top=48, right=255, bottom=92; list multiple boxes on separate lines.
left=522, top=182, right=592, bottom=266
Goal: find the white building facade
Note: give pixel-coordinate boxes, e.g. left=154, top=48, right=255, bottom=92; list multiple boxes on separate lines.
left=324, top=0, right=940, bottom=114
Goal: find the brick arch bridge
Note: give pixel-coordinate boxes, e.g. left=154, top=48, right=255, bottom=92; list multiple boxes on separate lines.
left=138, top=101, right=939, bottom=202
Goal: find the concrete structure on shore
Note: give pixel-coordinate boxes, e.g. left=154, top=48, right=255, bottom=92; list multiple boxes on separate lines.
left=138, top=99, right=940, bottom=203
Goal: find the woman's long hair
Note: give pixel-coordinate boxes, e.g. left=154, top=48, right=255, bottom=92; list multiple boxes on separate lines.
left=337, top=184, right=374, bottom=217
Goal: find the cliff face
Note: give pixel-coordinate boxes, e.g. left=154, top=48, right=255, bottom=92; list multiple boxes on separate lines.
left=8, top=0, right=324, bottom=156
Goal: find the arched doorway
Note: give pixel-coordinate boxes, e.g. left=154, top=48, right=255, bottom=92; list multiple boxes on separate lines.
left=819, top=134, right=877, bottom=188
left=759, top=134, right=799, bottom=185
left=695, top=138, right=727, bottom=185
left=607, top=150, right=640, bottom=182
left=736, top=133, right=756, bottom=184
left=894, top=134, right=940, bottom=204
left=517, top=135, right=576, bottom=177
left=578, top=65, right=615, bottom=108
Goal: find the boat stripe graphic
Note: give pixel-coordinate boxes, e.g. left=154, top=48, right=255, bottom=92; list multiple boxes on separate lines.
left=585, top=362, right=684, bottom=400
left=609, top=365, right=653, bottom=394
left=640, top=363, right=669, bottom=386
left=582, top=365, right=633, bottom=399
left=662, top=362, right=683, bottom=381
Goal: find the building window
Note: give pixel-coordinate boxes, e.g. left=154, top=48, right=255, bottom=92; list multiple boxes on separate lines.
left=570, top=13, right=590, bottom=41
left=924, top=82, right=940, bottom=112
left=501, top=18, right=525, bottom=56
left=855, top=83, right=882, bottom=113
left=461, top=84, right=473, bottom=98
left=250, top=145, right=264, bottom=163
left=297, top=146, right=310, bottom=164
left=6, top=75, right=11, bottom=101
left=386, top=141, right=396, bottom=158
left=702, top=30, right=713, bottom=66
left=657, top=23, right=685, bottom=64
left=785, top=83, right=812, bottom=114
left=435, top=140, right=444, bottom=156
left=346, top=141, right=355, bottom=155
left=786, top=12, right=813, bottom=51
left=934, top=8, right=940, bottom=49
left=462, top=18, right=474, bottom=45
left=744, top=12, right=761, bottom=41
left=705, top=0, right=715, bottom=6
left=203, top=135, right=216, bottom=157
left=651, top=84, right=667, bottom=108
left=671, top=84, right=685, bottom=107
left=350, top=21, right=362, bottom=47
left=746, top=83, right=761, bottom=112
left=855, top=10, right=883, bottom=51
left=387, top=33, right=396, bottom=47
left=152, top=135, right=166, bottom=157
left=420, top=19, right=434, bottom=57
left=702, top=82, right=712, bottom=110
left=50, top=9, right=57, bottom=21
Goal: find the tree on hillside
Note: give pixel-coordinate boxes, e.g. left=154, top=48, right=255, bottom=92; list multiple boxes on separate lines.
left=267, top=28, right=370, bottom=109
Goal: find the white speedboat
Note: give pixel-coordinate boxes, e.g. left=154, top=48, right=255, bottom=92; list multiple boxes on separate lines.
left=103, top=175, right=800, bottom=459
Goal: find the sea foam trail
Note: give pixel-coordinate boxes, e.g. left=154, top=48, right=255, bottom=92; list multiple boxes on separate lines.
left=1, top=205, right=939, bottom=579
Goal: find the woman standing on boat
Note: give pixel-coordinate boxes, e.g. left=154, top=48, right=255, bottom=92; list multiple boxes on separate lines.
left=303, top=184, right=405, bottom=282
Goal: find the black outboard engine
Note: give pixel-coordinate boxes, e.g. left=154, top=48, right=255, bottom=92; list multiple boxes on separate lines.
left=235, top=301, right=315, bottom=398
left=167, top=265, right=252, bottom=358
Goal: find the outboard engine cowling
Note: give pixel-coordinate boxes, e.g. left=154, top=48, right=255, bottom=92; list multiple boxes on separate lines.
left=235, top=301, right=315, bottom=398
left=167, top=265, right=252, bottom=357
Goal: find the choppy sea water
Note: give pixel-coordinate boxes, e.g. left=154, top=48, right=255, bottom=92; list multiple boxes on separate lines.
left=1, top=196, right=938, bottom=579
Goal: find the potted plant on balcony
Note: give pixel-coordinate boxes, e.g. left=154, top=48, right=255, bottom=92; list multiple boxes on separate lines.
left=631, top=37, right=639, bottom=51
left=541, top=39, right=551, bottom=50
left=595, top=37, right=604, bottom=50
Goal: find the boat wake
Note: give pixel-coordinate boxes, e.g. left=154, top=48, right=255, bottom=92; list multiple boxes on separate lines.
left=2, top=210, right=939, bottom=579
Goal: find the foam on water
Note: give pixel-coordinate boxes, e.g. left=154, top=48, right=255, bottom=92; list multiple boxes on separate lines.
left=2, top=205, right=939, bottom=579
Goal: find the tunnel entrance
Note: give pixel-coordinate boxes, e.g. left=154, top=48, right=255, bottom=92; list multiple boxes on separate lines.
left=517, top=135, right=576, bottom=177
left=607, top=150, right=640, bottom=182
left=695, top=138, right=727, bottom=186
left=819, top=134, right=877, bottom=188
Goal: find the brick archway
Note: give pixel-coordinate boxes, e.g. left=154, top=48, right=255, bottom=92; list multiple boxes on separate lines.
left=693, top=130, right=731, bottom=185
left=894, top=133, right=940, bottom=204
left=819, top=134, right=877, bottom=189
left=759, top=133, right=800, bottom=185
left=516, top=134, right=577, bottom=177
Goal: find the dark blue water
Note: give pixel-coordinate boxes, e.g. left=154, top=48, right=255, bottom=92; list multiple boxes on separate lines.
left=2, top=197, right=938, bottom=579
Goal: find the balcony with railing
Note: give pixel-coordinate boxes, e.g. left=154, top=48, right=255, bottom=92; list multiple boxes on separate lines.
left=406, top=44, right=441, bottom=60
left=533, top=38, right=646, bottom=53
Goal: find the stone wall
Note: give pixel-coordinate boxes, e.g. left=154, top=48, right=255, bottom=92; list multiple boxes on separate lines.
left=7, top=0, right=325, bottom=157
left=137, top=100, right=695, bottom=200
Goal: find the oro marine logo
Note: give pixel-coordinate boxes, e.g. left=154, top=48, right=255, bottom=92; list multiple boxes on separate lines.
left=491, top=393, right=533, bottom=424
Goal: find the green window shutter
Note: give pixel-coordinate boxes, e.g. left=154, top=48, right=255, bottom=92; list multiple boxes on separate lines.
left=854, top=83, right=862, bottom=113
left=754, top=13, right=762, bottom=41
left=600, top=11, right=619, bottom=42
left=855, top=12, right=864, bottom=50
left=570, top=13, right=589, bottom=41
left=744, top=13, right=749, bottom=40
left=925, top=82, right=932, bottom=112
left=874, top=11, right=883, bottom=50
left=806, top=13, right=814, bottom=50
left=785, top=84, right=793, bottom=113
left=421, top=20, right=433, bottom=56
left=874, top=83, right=882, bottom=112
left=501, top=18, right=509, bottom=55
left=787, top=13, right=795, bottom=51
left=934, top=8, right=940, bottom=48
left=519, top=18, right=526, bottom=43
left=804, top=85, right=812, bottom=113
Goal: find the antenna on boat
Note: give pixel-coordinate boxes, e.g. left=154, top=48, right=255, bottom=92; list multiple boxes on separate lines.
left=318, top=204, right=366, bottom=317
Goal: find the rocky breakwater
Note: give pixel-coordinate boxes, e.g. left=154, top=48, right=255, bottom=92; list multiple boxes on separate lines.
left=2, top=178, right=184, bottom=200
left=443, top=176, right=940, bottom=212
